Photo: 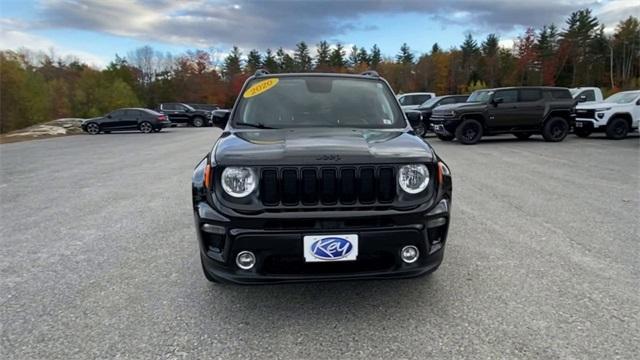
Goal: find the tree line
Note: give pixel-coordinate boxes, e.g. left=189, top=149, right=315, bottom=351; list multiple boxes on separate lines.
left=1, top=9, right=638, bottom=133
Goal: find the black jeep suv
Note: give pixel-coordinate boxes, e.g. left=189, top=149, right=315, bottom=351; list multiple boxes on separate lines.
left=430, top=87, right=575, bottom=144
left=158, top=102, right=212, bottom=127
left=192, top=71, right=452, bottom=284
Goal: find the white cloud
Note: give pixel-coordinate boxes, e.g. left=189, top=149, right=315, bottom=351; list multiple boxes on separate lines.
left=0, top=23, right=107, bottom=67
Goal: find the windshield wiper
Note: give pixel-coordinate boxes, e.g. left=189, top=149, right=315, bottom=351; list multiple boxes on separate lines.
left=236, top=122, right=279, bottom=129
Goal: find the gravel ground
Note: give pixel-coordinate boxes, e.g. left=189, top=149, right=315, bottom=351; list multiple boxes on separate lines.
left=1, top=128, right=638, bottom=359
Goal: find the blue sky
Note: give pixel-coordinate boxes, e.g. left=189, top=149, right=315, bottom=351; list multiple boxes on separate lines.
left=0, top=0, right=637, bottom=68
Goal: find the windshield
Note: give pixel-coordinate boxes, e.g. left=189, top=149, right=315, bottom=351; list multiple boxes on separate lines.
left=233, top=76, right=405, bottom=129
left=570, top=89, right=580, bottom=96
left=467, top=90, right=492, bottom=103
left=604, top=92, right=639, bottom=104
left=419, top=97, right=441, bottom=108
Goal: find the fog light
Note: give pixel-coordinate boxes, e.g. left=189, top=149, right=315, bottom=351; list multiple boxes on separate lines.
left=400, top=245, right=419, bottom=263
left=236, top=251, right=256, bottom=270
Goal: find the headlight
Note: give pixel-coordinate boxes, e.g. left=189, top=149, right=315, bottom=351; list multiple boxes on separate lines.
left=398, top=164, right=429, bottom=194
left=221, top=167, right=257, bottom=198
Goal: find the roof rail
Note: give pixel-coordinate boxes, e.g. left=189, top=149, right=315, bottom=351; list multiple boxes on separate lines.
left=360, top=70, right=380, bottom=77
left=254, top=69, right=270, bottom=77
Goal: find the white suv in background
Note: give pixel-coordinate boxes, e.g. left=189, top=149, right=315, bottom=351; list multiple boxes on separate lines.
left=574, top=90, right=640, bottom=139
left=397, top=92, right=436, bottom=110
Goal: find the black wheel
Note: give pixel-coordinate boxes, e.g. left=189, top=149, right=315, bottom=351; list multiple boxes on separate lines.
left=513, top=132, right=532, bottom=140
left=574, top=128, right=592, bottom=138
left=192, top=116, right=205, bottom=127
left=201, top=254, right=220, bottom=283
left=606, top=117, right=629, bottom=140
left=86, top=122, right=100, bottom=135
left=139, top=121, right=153, bottom=133
left=542, top=117, right=569, bottom=142
left=455, top=119, right=483, bottom=145
left=436, top=134, right=455, bottom=141
left=413, top=122, right=426, bottom=137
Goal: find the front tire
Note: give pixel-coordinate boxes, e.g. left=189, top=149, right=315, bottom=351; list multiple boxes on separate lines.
left=455, top=119, right=483, bottom=145
left=86, top=122, right=100, bottom=135
left=574, top=128, right=592, bottom=138
left=192, top=117, right=205, bottom=128
left=542, top=117, right=569, bottom=142
left=139, top=121, right=153, bottom=134
left=606, top=118, right=629, bottom=140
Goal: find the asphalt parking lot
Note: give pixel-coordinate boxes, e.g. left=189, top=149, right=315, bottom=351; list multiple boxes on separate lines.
left=1, top=128, right=639, bottom=359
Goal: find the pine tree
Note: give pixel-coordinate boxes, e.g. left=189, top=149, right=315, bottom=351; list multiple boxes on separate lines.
left=222, top=46, right=242, bottom=79
left=348, top=45, right=359, bottom=68
left=431, top=43, right=441, bottom=55
left=329, top=43, right=346, bottom=68
left=263, top=49, right=278, bottom=73
left=370, top=44, right=382, bottom=69
left=276, top=48, right=295, bottom=72
left=396, top=43, right=414, bottom=64
left=245, top=49, right=262, bottom=73
left=294, top=41, right=312, bottom=72
left=356, top=47, right=369, bottom=66
left=315, top=41, right=331, bottom=69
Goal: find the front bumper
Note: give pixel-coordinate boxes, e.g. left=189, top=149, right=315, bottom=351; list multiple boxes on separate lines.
left=195, top=199, right=451, bottom=284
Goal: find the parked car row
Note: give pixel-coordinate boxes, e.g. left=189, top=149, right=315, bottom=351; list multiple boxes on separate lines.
left=81, top=102, right=221, bottom=134
left=157, top=102, right=219, bottom=127
left=405, top=87, right=639, bottom=144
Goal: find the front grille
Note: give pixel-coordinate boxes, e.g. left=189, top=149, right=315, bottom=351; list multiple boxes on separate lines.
left=575, top=109, right=595, bottom=119
left=260, top=166, right=396, bottom=207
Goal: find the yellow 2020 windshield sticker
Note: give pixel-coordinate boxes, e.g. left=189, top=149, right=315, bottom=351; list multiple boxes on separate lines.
left=243, top=78, right=279, bottom=98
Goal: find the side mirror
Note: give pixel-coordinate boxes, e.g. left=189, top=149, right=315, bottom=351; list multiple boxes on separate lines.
left=107, top=114, right=112, bottom=119
left=211, top=109, right=230, bottom=128
left=492, top=97, right=504, bottom=106
left=404, top=110, right=422, bottom=127
left=578, top=95, right=587, bottom=102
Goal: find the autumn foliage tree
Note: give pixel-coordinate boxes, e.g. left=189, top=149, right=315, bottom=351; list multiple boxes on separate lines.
left=1, top=9, right=638, bottom=133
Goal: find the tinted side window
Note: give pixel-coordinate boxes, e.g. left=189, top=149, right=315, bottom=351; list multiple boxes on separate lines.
left=398, top=96, right=409, bottom=105
left=550, top=90, right=571, bottom=99
left=455, top=96, right=468, bottom=103
left=494, top=90, right=518, bottom=103
left=163, top=103, right=176, bottom=110
left=519, top=89, right=542, bottom=102
left=414, top=95, right=431, bottom=104
left=578, top=90, right=596, bottom=102
left=439, top=97, right=455, bottom=105
left=124, top=110, right=139, bottom=116
left=110, top=110, right=123, bottom=118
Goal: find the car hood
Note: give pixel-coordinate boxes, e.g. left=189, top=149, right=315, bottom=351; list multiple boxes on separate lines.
left=434, top=102, right=484, bottom=112
left=214, top=128, right=435, bottom=166
left=576, top=102, right=626, bottom=110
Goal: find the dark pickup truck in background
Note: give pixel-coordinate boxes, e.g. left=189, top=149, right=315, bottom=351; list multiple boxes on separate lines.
left=158, top=102, right=213, bottom=127
left=414, top=95, right=469, bottom=137
left=430, top=87, right=576, bottom=144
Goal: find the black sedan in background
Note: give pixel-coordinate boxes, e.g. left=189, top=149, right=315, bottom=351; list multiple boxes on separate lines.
left=414, top=95, right=468, bottom=137
left=82, top=108, right=171, bottom=135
